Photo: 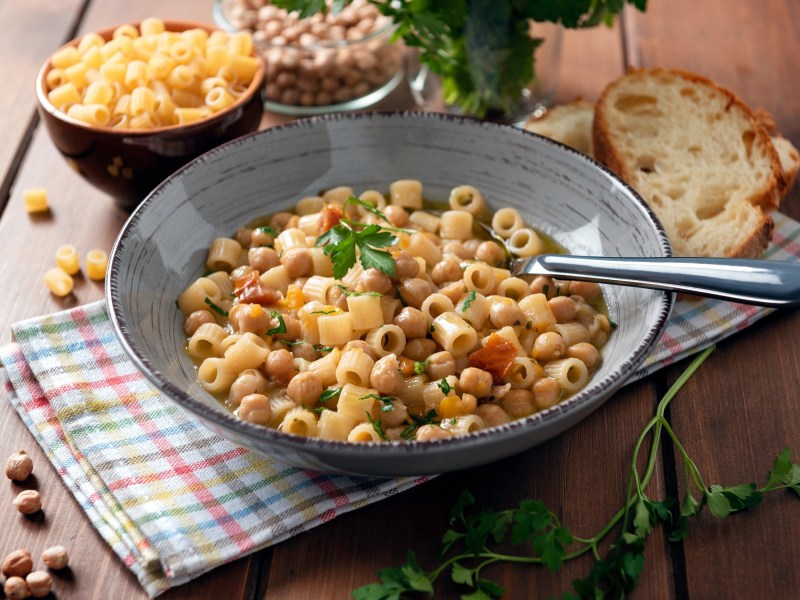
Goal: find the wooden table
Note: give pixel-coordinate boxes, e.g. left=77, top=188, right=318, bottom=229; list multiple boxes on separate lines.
left=1, top=1, right=798, bottom=598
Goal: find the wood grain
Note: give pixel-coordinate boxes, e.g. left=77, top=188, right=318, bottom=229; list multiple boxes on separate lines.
left=0, top=0, right=86, bottom=207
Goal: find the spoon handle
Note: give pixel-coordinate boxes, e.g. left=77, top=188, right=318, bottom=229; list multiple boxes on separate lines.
left=514, top=255, right=800, bottom=308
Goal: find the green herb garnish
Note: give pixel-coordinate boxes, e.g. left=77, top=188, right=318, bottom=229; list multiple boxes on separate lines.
left=399, top=409, right=440, bottom=440
left=352, top=346, right=800, bottom=598
left=337, top=284, right=384, bottom=297
left=309, top=309, right=338, bottom=315
left=266, top=310, right=287, bottom=336
left=360, top=393, right=396, bottom=412
left=257, top=225, right=279, bottom=237
left=437, top=378, right=451, bottom=396
left=344, top=195, right=389, bottom=223
left=413, top=360, right=430, bottom=376
left=542, top=284, right=550, bottom=297
left=316, top=223, right=397, bottom=280
left=460, top=290, right=477, bottom=311
left=366, top=413, right=387, bottom=440
left=313, top=344, right=334, bottom=353
left=203, top=297, right=229, bottom=317
left=278, top=339, right=307, bottom=347
left=303, top=404, right=330, bottom=414
left=319, top=388, right=342, bottom=404
left=430, top=324, right=435, bottom=333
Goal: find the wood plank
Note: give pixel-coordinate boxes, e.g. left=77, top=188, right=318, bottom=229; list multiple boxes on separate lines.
left=557, top=22, right=625, bottom=103
left=264, top=380, right=673, bottom=599
left=628, top=0, right=800, bottom=597
left=0, top=0, right=87, bottom=208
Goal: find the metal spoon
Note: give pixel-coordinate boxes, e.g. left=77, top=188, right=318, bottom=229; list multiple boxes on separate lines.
left=510, top=255, right=800, bottom=308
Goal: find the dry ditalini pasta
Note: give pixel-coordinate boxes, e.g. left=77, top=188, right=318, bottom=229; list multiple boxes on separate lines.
left=178, top=182, right=612, bottom=442
left=44, top=18, right=259, bottom=128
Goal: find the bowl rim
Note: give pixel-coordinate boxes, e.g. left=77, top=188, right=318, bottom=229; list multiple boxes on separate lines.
left=212, top=0, right=397, bottom=51
left=35, top=19, right=266, bottom=136
left=107, top=111, right=674, bottom=458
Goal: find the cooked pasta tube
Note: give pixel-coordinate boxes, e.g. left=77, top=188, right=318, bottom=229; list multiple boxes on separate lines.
left=543, top=357, right=589, bottom=393
left=197, top=357, right=237, bottom=393
left=347, top=422, right=384, bottom=443
left=439, top=414, right=486, bottom=436
left=463, top=262, right=496, bottom=295
left=449, top=185, right=486, bottom=216
left=337, top=383, right=377, bottom=422
left=431, top=312, right=477, bottom=357
left=279, top=407, right=319, bottom=437
left=335, top=348, right=375, bottom=387
left=188, top=323, right=228, bottom=359
left=365, top=324, right=406, bottom=358
left=491, top=207, right=524, bottom=238
left=318, top=410, right=357, bottom=441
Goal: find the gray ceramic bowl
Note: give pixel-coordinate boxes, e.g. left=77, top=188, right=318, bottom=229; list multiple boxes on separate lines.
left=107, top=112, right=673, bottom=477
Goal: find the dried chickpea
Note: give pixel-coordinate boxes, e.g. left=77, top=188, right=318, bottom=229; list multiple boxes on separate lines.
left=5, top=450, right=33, bottom=481
left=2, top=549, right=33, bottom=577
left=26, top=571, right=52, bottom=598
left=3, top=576, right=30, bottom=600
left=13, top=490, right=42, bottom=515
left=41, top=546, right=69, bottom=570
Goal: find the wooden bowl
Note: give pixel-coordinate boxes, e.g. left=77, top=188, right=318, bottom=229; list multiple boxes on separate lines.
left=35, top=20, right=265, bottom=211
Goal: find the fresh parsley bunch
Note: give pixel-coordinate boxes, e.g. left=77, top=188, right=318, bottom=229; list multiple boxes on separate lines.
left=351, top=347, right=800, bottom=599
left=272, top=0, right=647, bottom=118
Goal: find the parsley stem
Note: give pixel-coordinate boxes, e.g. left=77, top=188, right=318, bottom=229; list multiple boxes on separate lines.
left=340, top=216, right=415, bottom=235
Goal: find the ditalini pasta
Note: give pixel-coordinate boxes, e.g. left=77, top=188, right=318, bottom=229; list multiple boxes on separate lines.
left=179, top=182, right=613, bottom=442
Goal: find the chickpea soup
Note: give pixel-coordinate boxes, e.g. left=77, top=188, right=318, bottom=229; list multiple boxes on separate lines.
left=177, top=181, right=612, bottom=442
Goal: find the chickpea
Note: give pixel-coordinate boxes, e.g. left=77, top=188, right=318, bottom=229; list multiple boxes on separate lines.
left=569, top=280, right=602, bottom=301
left=183, top=310, right=215, bottom=336
left=2, top=549, right=32, bottom=577
left=3, top=577, right=30, bottom=600
left=459, top=367, right=493, bottom=398
left=501, top=389, right=536, bottom=419
left=533, top=331, right=566, bottom=362
left=488, top=300, right=526, bottom=328
left=439, top=280, right=467, bottom=305
left=359, top=268, right=393, bottom=294
left=529, top=275, right=556, bottom=298
left=397, top=277, right=432, bottom=309
left=5, top=450, right=33, bottom=481
left=344, top=339, right=377, bottom=360
left=265, top=348, right=295, bottom=384
left=533, top=377, right=560, bottom=410
left=14, top=490, right=42, bottom=515
left=41, top=546, right=69, bottom=570
left=431, top=258, right=463, bottom=285
left=475, top=240, right=506, bottom=266
left=459, top=393, right=478, bottom=414
left=415, top=424, right=451, bottom=442
left=229, top=303, right=269, bottom=335
left=235, top=226, right=253, bottom=247
left=287, top=371, right=324, bottom=406
left=442, top=241, right=472, bottom=260
left=281, top=248, right=312, bottom=279
left=370, top=354, right=404, bottom=396
left=393, top=250, right=420, bottom=279
left=249, top=246, right=280, bottom=272
left=462, top=238, right=482, bottom=255
left=476, top=403, right=511, bottom=427
left=380, top=399, right=409, bottom=428
left=26, top=571, right=52, bottom=598
left=229, top=369, right=268, bottom=408
left=403, top=338, right=437, bottom=362
left=549, top=296, right=577, bottom=323
left=250, top=227, right=274, bottom=247
left=269, top=211, right=294, bottom=232
left=230, top=265, right=254, bottom=282
left=292, top=342, right=320, bottom=362
left=567, top=342, right=600, bottom=370
left=271, top=315, right=302, bottom=342
left=393, top=307, right=427, bottom=339
left=384, top=205, right=409, bottom=227
left=238, top=393, right=272, bottom=425
left=325, top=285, right=349, bottom=311
left=427, top=351, right=456, bottom=380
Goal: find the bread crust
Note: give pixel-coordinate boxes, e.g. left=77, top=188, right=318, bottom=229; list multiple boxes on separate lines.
left=593, top=67, right=786, bottom=258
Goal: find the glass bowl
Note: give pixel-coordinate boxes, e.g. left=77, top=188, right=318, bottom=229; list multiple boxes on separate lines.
left=214, top=0, right=404, bottom=115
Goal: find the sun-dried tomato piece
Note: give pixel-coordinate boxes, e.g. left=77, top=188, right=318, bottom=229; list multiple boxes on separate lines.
left=233, top=271, right=282, bottom=305
left=318, top=204, right=343, bottom=234
left=468, top=333, right=518, bottom=384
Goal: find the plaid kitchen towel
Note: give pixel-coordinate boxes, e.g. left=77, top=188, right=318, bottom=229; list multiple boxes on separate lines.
left=1, top=211, right=799, bottom=597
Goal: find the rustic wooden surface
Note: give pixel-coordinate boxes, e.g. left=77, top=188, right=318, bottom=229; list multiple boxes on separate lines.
left=0, top=0, right=798, bottom=598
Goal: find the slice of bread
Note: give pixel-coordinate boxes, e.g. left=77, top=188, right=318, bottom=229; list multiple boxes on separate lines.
left=593, top=68, right=787, bottom=258
left=524, top=100, right=595, bottom=156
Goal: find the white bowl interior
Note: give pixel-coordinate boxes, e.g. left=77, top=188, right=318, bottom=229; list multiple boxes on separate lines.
left=108, top=112, right=672, bottom=476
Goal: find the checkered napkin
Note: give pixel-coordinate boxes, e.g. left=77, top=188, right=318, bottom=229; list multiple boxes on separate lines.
left=1, top=212, right=799, bottom=597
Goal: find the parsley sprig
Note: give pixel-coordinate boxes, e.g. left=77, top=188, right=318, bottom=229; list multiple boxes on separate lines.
left=352, top=346, right=800, bottom=599
left=317, top=222, right=397, bottom=280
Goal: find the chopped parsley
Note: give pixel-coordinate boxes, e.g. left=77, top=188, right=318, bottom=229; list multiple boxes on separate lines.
left=360, top=393, right=396, bottom=412
left=309, top=308, right=338, bottom=315
left=437, top=378, right=452, bottom=395
left=313, top=344, right=334, bottom=353
left=400, top=409, right=440, bottom=440
left=366, top=413, right=387, bottom=440
left=319, top=388, right=342, bottom=404
left=267, top=311, right=287, bottom=336
left=337, top=284, right=383, bottom=297
left=413, top=360, right=430, bottom=375
left=542, top=284, right=550, bottom=297
left=257, top=225, right=279, bottom=237
left=430, top=324, right=435, bottom=333
left=203, top=297, right=229, bottom=317
left=460, top=290, right=477, bottom=311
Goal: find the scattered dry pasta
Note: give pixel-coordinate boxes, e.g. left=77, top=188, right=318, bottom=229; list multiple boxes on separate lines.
left=44, top=268, right=73, bottom=297
left=179, top=182, right=613, bottom=442
left=23, top=188, right=49, bottom=213
left=44, top=18, right=259, bottom=129
left=86, top=249, right=109, bottom=280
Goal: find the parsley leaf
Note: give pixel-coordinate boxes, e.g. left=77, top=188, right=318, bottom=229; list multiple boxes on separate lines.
left=360, top=393, right=396, bottom=412
left=337, top=285, right=383, bottom=297
left=203, top=297, right=228, bottom=317
left=460, top=290, right=477, bottom=311
left=366, top=412, right=387, bottom=440
left=257, top=225, right=279, bottom=237
left=438, top=378, right=452, bottom=395
left=319, top=388, right=341, bottom=404
left=343, top=194, right=390, bottom=223
left=266, top=310, right=287, bottom=336
left=413, top=360, right=430, bottom=375
left=316, top=223, right=397, bottom=279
